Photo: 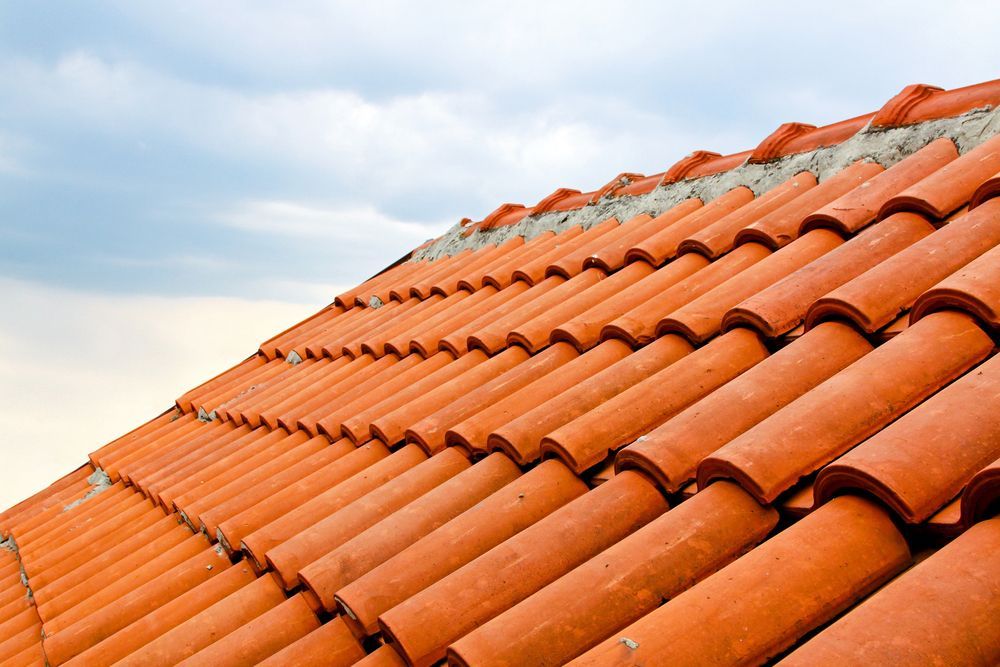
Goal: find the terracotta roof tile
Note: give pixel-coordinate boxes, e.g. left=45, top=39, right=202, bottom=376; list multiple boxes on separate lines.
left=910, top=241, right=1000, bottom=331
left=815, top=352, right=1000, bottom=523
left=680, top=171, right=817, bottom=259
left=378, top=471, right=666, bottom=666
left=802, top=138, right=958, bottom=234
left=780, top=516, right=1000, bottom=666
left=660, top=229, right=844, bottom=343
left=7, top=79, right=1000, bottom=665
left=617, top=322, right=871, bottom=492
left=736, top=161, right=884, bottom=248
left=807, top=198, right=1000, bottom=332
left=881, top=134, right=1000, bottom=219
left=570, top=496, right=909, bottom=666
left=626, top=186, right=754, bottom=266
left=700, top=311, right=993, bottom=503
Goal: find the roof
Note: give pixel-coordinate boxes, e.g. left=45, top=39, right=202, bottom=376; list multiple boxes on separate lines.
left=2, top=78, right=1000, bottom=667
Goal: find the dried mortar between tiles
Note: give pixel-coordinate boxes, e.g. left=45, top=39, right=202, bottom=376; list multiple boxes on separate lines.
left=415, top=106, right=1000, bottom=260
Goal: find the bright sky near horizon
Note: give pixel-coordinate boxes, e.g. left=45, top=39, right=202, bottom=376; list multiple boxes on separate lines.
left=0, top=1, right=998, bottom=509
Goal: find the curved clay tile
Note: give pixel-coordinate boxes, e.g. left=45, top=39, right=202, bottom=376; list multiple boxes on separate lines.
left=970, top=169, right=1000, bottom=209
left=295, top=356, right=411, bottom=435
left=748, top=122, right=818, bottom=163
left=334, top=259, right=420, bottom=309
left=603, top=245, right=768, bottom=347
left=449, top=481, right=776, bottom=667
left=724, top=213, right=935, bottom=337
left=361, top=293, right=452, bottom=356
left=177, top=593, right=321, bottom=667
left=699, top=311, right=993, bottom=504
left=815, top=353, right=1000, bottom=523
left=659, top=229, right=844, bottom=344
left=871, top=79, right=1000, bottom=127
left=512, top=218, right=620, bottom=285
left=569, top=496, right=910, bottom=667
left=736, top=161, right=884, bottom=249
left=334, top=301, right=416, bottom=358
left=910, top=241, right=1000, bottom=331
left=802, top=138, right=958, bottom=234
left=109, top=572, right=284, bottom=666
left=435, top=282, right=537, bottom=357
left=256, top=361, right=373, bottom=429
left=409, top=286, right=524, bottom=358
left=263, top=305, right=342, bottom=360
left=432, top=237, right=526, bottom=297
left=532, top=187, right=587, bottom=214
left=298, top=453, right=520, bottom=612
left=465, top=203, right=531, bottom=236
left=807, top=198, right=1000, bottom=333
left=780, top=517, right=1000, bottom=666
left=407, top=345, right=576, bottom=454
left=368, top=348, right=528, bottom=446
left=870, top=83, right=945, bottom=127
left=660, top=151, right=722, bottom=183
left=457, top=231, right=550, bottom=291
left=89, top=410, right=180, bottom=470
left=256, top=616, right=366, bottom=667
left=483, top=228, right=580, bottom=290
left=214, top=441, right=390, bottom=554
left=377, top=472, right=667, bottom=667
left=547, top=214, right=652, bottom=279
left=175, top=354, right=273, bottom=414
left=554, top=255, right=708, bottom=352
left=153, top=428, right=300, bottom=509
left=626, top=186, right=754, bottom=266
left=880, top=134, right=1000, bottom=219
left=197, top=440, right=372, bottom=541
left=333, top=459, right=587, bottom=637
left=680, top=172, right=817, bottom=259
left=541, top=329, right=768, bottom=473
left=317, top=353, right=454, bottom=441
left=175, top=437, right=341, bottom=531
left=273, top=307, right=360, bottom=360
left=467, top=274, right=581, bottom=355
left=590, top=172, right=646, bottom=202
left=509, top=263, right=654, bottom=354
left=445, top=340, right=630, bottom=454
left=310, top=307, right=384, bottom=358
left=266, top=448, right=470, bottom=590
left=585, top=199, right=703, bottom=272
left=240, top=444, right=428, bottom=572
left=51, top=564, right=254, bottom=664
left=774, top=114, right=875, bottom=158
left=339, top=352, right=479, bottom=444
left=43, top=545, right=232, bottom=665
left=962, top=458, right=1000, bottom=524
left=684, top=150, right=754, bottom=180
left=488, top=335, right=693, bottom=465
left=399, top=249, right=473, bottom=301
left=398, top=287, right=493, bottom=357
left=28, top=512, right=182, bottom=598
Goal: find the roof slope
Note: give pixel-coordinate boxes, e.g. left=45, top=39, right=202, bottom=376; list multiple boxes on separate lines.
left=3, top=79, right=1000, bottom=667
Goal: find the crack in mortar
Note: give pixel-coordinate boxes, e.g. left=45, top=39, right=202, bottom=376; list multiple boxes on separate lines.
left=414, top=107, right=1000, bottom=261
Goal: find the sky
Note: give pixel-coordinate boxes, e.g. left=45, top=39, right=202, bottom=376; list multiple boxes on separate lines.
left=0, top=1, right=998, bottom=509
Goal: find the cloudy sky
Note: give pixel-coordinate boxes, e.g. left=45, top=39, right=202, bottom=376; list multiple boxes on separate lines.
left=0, top=1, right=997, bottom=508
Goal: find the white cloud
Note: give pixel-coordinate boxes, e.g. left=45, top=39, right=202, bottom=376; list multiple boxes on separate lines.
left=0, top=277, right=319, bottom=510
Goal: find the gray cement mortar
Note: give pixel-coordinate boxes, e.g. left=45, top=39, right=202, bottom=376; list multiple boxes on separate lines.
left=62, top=468, right=113, bottom=512
left=413, top=107, right=1000, bottom=261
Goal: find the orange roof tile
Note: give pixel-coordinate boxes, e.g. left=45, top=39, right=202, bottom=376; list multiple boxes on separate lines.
left=4, top=78, right=1000, bottom=666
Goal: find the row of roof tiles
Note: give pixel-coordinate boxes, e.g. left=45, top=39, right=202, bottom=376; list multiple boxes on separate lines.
left=1, top=80, right=1000, bottom=666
